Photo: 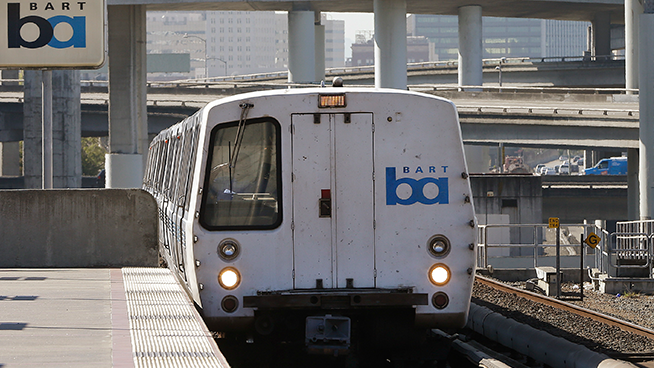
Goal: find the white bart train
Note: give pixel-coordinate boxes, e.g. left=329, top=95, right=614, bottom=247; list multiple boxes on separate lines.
left=143, top=86, right=477, bottom=355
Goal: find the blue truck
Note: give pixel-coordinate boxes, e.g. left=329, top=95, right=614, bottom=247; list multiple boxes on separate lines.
left=584, top=157, right=627, bottom=175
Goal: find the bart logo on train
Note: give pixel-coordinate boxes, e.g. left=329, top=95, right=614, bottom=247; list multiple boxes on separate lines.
left=7, top=2, right=87, bottom=49
left=386, top=166, right=449, bottom=205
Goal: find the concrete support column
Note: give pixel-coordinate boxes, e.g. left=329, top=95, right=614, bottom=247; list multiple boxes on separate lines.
left=315, top=12, right=325, bottom=83
left=591, top=11, right=612, bottom=58
left=288, top=10, right=315, bottom=83
left=638, top=6, right=654, bottom=219
left=628, top=148, right=639, bottom=220
left=52, top=70, right=81, bottom=188
left=23, top=71, right=42, bottom=189
left=107, top=5, right=147, bottom=188
left=0, top=142, right=21, bottom=176
left=374, top=0, right=407, bottom=89
left=626, top=0, right=644, bottom=93
left=23, top=70, right=81, bottom=188
left=458, top=5, right=483, bottom=90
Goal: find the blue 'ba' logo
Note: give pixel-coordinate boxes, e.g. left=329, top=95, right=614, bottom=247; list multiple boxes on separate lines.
left=7, top=3, right=86, bottom=49
left=386, top=167, right=449, bottom=205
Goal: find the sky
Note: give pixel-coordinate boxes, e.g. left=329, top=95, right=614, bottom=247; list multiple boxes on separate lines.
left=325, top=12, right=375, bottom=58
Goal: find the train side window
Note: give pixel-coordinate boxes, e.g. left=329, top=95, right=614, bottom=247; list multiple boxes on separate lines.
left=200, top=118, right=282, bottom=230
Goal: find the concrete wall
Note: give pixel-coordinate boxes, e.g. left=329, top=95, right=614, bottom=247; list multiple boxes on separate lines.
left=471, top=175, right=543, bottom=223
left=543, top=186, right=627, bottom=225
left=0, top=189, right=158, bottom=267
left=471, top=174, right=543, bottom=256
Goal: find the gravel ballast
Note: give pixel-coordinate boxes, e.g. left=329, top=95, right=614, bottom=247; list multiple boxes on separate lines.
left=472, top=279, right=654, bottom=356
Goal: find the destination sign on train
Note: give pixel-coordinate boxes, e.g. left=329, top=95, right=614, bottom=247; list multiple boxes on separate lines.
left=0, top=0, right=105, bottom=68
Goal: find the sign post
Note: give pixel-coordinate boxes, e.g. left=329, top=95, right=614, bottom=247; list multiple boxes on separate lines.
left=549, top=217, right=561, bottom=298
left=0, top=0, right=106, bottom=188
left=580, top=237, right=584, bottom=301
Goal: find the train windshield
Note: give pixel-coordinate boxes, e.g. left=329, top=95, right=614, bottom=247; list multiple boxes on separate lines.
left=200, top=118, right=281, bottom=230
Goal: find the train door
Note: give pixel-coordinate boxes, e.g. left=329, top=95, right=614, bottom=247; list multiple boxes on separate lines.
left=291, top=113, right=375, bottom=289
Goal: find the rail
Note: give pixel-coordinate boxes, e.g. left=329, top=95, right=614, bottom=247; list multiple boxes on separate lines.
left=455, top=103, right=638, bottom=117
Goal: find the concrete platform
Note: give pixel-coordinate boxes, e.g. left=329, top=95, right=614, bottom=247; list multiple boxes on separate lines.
left=598, top=275, right=654, bottom=295
left=0, top=268, right=229, bottom=367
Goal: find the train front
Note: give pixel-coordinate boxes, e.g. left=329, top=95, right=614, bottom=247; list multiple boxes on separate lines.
left=192, top=88, right=477, bottom=354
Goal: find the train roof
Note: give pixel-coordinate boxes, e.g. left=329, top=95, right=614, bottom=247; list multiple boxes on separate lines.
left=201, top=87, right=454, bottom=111
left=151, top=87, right=457, bottom=141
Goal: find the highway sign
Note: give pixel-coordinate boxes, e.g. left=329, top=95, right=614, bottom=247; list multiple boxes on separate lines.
left=548, top=217, right=560, bottom=228
left=0, top=0, right=106, bottom=68
left=585, top=232, right=601, bottom=248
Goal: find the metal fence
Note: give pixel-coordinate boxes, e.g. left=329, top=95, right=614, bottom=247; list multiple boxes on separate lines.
left=477, top=220, right=654, bottom=279
left=607, top=220, right=654, bottom=277
left=477, top=223, right=598, bottom=269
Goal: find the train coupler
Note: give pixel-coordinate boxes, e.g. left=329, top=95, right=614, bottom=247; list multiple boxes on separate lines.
left=305, top=315, right=351, bottom=356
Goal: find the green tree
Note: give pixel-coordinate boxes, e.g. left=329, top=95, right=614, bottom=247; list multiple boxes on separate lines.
left=81, top=137, right=105, bottom=176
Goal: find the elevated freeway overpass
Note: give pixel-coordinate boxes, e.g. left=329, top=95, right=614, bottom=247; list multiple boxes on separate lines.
left=3, top=0, right=635, bottom=191
left=6, top=0, right=654, bottom=218
left=0, top=86, right=639, bottom=149
left=132, top=0, right=624, bottom=22
left=176, top=56, right=628, bottom=89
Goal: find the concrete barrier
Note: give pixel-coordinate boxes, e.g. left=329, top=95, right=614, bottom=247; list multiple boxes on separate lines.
left=0, top=189, right=158, bottom=267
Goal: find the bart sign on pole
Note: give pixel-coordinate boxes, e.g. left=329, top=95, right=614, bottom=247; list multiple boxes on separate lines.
left=0, top=0, right=105, bottom=68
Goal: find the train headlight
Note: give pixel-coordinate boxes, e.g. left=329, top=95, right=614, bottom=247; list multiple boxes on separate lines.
left=218, top=239, right=240, bottom=261
left=428, top=235, right=451, bottom=258
left=219, top=267, right=241, bottom=290
left=428, top=264, right=451, bottom=286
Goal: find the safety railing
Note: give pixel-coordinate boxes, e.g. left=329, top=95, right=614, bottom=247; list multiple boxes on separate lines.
left=606, top=219, right=654, bottom=277
left=477, top=220, right=654, bottom=279
left=594, top=227, right=611, bottom=276
left=477, top=223, right=599, bottom=269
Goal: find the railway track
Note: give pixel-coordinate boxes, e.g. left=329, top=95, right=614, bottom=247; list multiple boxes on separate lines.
left=472, top=275, right=654, bottom=367
left=475, top=275, right=654, bottom=341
